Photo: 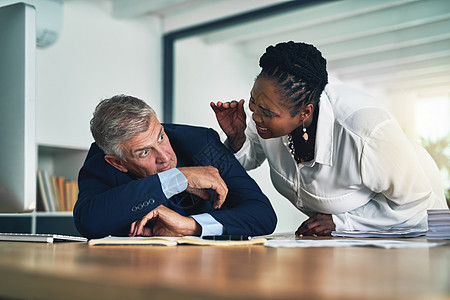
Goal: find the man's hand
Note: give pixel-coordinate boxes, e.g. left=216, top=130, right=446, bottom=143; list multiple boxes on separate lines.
left=129, top=205, right=201, bottom=237
left=178, top=166, right=228, bottom=209
left=295, top=213, right=336, bottom=236
left=210, top=100, right=247, bottom=152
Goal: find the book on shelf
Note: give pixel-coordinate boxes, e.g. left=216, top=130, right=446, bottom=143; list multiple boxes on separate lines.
left=37, top=169, right=78, bottom=212
left=57, top=176, right=66, bottom=211
left=64, top=180, right=78, bottom=211
left=37, top=169, right=57, bottom=212
left=37, top=170, right=50, bottom=212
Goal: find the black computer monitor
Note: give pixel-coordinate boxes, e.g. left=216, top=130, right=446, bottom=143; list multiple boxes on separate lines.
left=0, top=2, right=36, bottom=213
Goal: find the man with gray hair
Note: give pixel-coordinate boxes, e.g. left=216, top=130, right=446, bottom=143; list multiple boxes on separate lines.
left=74, top=94, right=277, bottom=239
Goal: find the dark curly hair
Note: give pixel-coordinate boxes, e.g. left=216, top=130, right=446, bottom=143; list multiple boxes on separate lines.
left=257, top=41, right=328, bottom=117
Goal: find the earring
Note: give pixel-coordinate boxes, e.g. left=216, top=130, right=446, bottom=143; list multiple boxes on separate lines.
left=302, top=121, right=308, bottom=142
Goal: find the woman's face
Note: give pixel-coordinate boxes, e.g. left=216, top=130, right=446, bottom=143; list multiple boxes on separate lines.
left=249, top=77, right=303, bottom=139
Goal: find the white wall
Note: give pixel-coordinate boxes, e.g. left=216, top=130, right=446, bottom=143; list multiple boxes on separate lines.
left=35, top=0, right=162, bottom=149
left=174, top=38, right=256, bottom=130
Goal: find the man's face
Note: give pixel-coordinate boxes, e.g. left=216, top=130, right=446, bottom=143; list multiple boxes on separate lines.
left=107, top=116, right=177, bottom=178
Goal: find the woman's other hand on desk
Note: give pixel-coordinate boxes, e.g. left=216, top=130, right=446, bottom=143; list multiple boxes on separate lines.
left=295, top=213, right=336, bottom=236
left=210, top=99, right=247, bottom=152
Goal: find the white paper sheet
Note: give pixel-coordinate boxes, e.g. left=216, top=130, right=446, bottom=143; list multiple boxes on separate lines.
left=331, top=229, right=427, bottom=238
left=264, top=239, right=446, bottom=249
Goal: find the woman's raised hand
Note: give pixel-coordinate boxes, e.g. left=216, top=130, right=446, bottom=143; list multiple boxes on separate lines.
left=210, top=99, right=247, bottom=152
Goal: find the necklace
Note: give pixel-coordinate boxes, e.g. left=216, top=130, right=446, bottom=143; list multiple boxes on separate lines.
left=287, top=133, right=299, bottom=163
left=288, top=133, right=305, bottom=164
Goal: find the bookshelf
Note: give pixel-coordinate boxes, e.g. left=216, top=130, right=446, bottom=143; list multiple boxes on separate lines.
left=37, top=144, right=86, bottom=211
left=0, top=145, right=88, bottom=236
left=38, top=144, right=87, bottom=181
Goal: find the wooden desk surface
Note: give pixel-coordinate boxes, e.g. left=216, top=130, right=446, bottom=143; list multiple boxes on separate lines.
left=0, top=238, right=449, bottom=300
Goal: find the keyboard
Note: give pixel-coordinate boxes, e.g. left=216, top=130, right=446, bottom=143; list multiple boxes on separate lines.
left=0, top=233, right=87, bottom=243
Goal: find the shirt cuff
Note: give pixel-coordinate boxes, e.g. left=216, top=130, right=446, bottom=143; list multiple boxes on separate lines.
left=191, top=213, right=224, bottom=237
left=157, top=168, right=188, bottom=199
left=332, top=213, right=349, bottom=232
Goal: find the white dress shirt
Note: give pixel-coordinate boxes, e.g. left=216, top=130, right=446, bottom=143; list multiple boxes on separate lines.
left=234, top=77, right=447, bottom=231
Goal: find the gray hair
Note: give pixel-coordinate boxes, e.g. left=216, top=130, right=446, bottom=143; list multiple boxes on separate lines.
left=90, top=94, right=156, bottom=159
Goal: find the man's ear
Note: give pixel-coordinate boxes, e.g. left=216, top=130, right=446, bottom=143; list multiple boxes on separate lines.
left=104, top=155, right=128, bottom=173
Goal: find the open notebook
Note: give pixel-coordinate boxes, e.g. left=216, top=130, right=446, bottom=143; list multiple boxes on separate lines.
left=88, top=235, right=267, bottom=246
left=0, top=233, right=87, bottom=243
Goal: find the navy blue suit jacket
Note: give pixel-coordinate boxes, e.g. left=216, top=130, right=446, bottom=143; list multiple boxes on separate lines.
left=74, top=124, right=277, bottom=239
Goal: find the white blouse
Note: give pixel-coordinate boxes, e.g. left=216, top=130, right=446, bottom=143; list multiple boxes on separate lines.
left=234, top=77, right=447, bottom=231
